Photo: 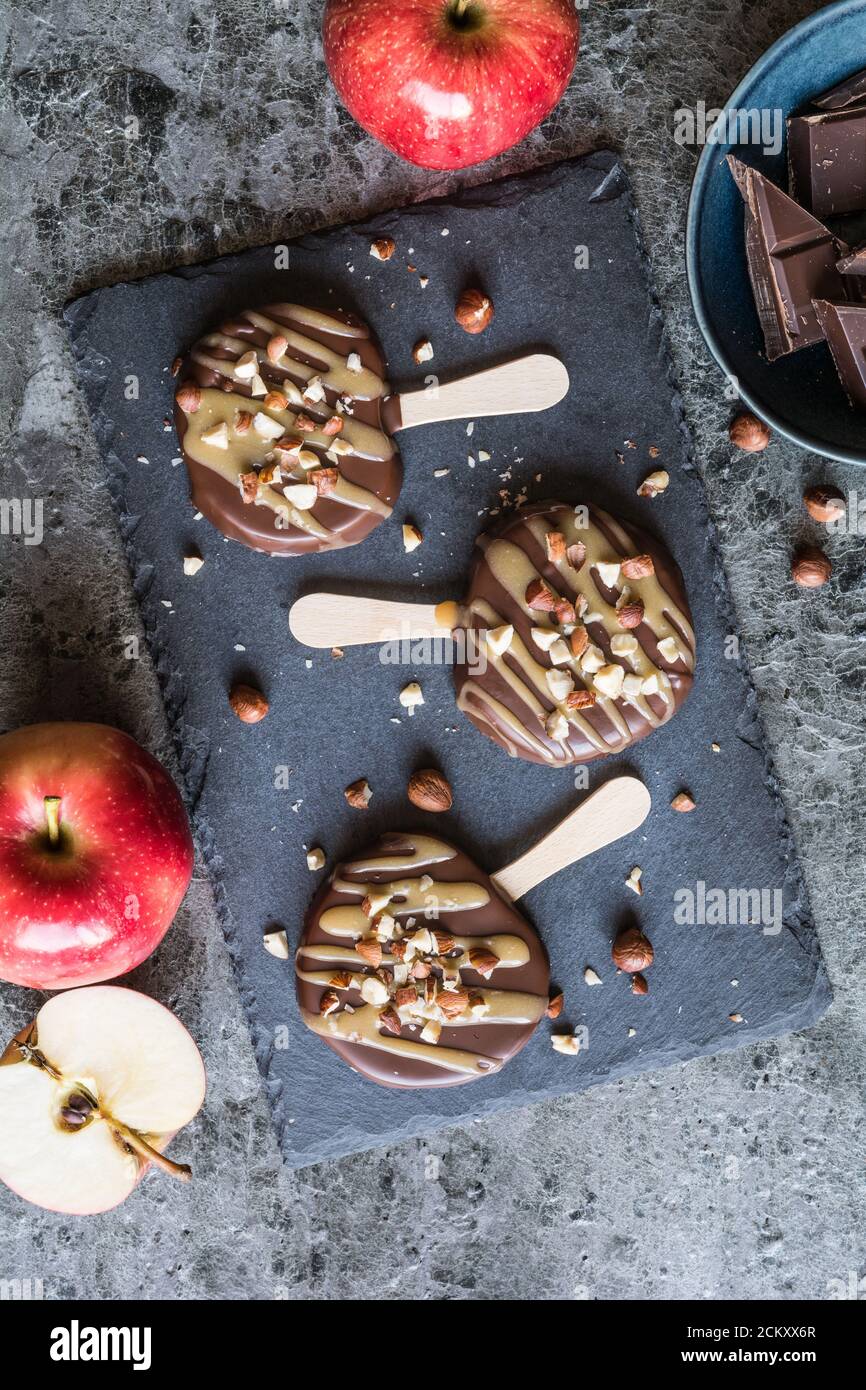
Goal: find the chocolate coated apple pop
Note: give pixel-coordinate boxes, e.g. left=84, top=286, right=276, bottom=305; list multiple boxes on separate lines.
left=174, top=303, right=401, bottom=555
left=296, top=832, right=550, bottom=1089
left=449, top=500, right=695, bottom=765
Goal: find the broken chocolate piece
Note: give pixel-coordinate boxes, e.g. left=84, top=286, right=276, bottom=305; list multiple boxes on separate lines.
left=727, top=155, right=850, bottom=360
left=813, top=66, right=866, bottom=113
left=812, top=299, right=866, bottom=410
left=837, top=245, right=866, bottom=276
left=788, top=107, right=866, bottom=219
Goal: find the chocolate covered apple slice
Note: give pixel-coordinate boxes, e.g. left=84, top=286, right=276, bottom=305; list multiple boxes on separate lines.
left=174, top=302, right=568, bottom=556
left=289, top=500, right=695, bottom=766
left=451, top=500, right=695, bottom=766
left=296, top=777, right=650, bottom=1089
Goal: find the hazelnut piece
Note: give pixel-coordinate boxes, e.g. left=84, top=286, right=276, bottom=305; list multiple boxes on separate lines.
left=455, top=287, right=494, bottom=334
left=345, top=778, right=372, bottom=810
left=729, top=411, right=771, bottom=452
left=412, top=337, right=434, bottom=364
left=175, top=381, right=201, bottom=414
left=229, top=682, right=269, bottom=724
left=611, top=924, right=654, bottom=973
left=546, top=992, right=564, bottom=1019
left=370, top=237, right=396, bottom=262
left=671, top=791, right=696, bottom=812
left=792, top=546, right=832, bottom=589
left=407, top=768, right=453, bottom=813
left=803, top=485, right=845, bottom=525
left=631, top=972, right=649, bottom=996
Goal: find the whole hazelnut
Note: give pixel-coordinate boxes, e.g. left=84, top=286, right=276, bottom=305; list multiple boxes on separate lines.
left=791, top=546, right=832, bottom=589
left=803, top=484, right=846, bottom=525
left=611, top=925, right=654, bottom=974
left=729, top=411, right=771, bottom=452
left=407, top=768, right=453, bottom=813
left=455, top=287, right=494, bottom=335
left=229, top=683, right=269, bottom=723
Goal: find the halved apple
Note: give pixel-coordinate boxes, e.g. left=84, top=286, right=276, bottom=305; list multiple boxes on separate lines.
left=0, top=986, right=206, bottom=1215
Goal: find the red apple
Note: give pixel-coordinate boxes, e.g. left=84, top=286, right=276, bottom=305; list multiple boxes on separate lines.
left=323, top=0, right=580, bottom=171
left=0, top=723, right=194, bottom=990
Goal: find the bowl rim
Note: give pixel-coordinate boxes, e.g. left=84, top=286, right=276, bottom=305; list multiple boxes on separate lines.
left=685, top=0, right=866, bottom=466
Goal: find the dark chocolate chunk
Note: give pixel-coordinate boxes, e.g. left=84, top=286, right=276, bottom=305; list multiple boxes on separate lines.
left=727, top=155, right=850, bottom=360
left=813, top=67, right=866, bottom=112
left=788, top=106, right=866, bottom=218
left=812, top=299, right=866, bottom=410
left=837, top=244, right=866, bottom=276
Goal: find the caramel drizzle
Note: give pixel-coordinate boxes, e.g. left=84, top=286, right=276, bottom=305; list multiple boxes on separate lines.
left=184, top=303, right=395, bottom=541
left=299, top=934, right=529, bottom=967
left=300, top=1006, right=504, bottom=1076
left=181, top=390, right=392, bottom=543
left=297, top=835, right=545, bottom=1074
left=462, top=508, right=694, bottom=760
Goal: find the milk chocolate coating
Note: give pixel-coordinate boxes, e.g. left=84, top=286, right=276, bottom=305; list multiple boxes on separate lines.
left=452, top=500, right=695, bottom=766
left=174, top=303, right=402, bottom=555
left=296, top=832, right=550, bottom=1090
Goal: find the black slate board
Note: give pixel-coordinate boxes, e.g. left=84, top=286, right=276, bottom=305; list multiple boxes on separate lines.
left=65, top=152, right=831, bottom=1169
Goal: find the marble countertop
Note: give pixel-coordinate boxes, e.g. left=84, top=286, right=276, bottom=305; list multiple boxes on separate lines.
left=0, top=0, right=862, bottom=1300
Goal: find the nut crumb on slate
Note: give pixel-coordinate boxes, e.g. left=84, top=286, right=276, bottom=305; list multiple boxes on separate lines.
left=345, top=778, right=372, bottom=810
left=370, top=237, right=396, bottom=261
left=637, top=469, right=669, bottom=498
left=625, top=866, right=643, bottom=896
left=399, top=682, right=424, bottom=715
left=546, top=992, right=564, bottom=1019
left=263, top=930, right=289, bottom=960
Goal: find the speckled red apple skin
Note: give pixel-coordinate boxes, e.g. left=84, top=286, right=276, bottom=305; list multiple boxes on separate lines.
left=323, top=0, right=580, bottom=171
left=0, top=724, right=194, bottom=990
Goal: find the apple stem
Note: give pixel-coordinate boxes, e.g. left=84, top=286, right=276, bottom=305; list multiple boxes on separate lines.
left=43, top=796, right=62, bottom=846
left=8, top=1039, right=194, bottom=1184
left=107, top=1116, right=193, bottom=1183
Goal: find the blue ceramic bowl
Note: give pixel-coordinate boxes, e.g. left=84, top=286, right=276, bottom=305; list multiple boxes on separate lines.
left=686, top=0, right=866, bottom=464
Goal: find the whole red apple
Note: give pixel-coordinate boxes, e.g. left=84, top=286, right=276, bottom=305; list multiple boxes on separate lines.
left=323, top=0, right=580, bottom=171
left=0, top=723, right=194, bottom=990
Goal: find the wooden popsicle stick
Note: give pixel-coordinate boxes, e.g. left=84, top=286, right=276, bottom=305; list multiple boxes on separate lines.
left=492, top=777, right=651, bottom=902
left=397, top=353, right=569, bottom=429
left=289, top=592, right=454, bottom=649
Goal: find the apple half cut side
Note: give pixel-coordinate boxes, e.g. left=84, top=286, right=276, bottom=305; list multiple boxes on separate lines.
left=0, top=986, right=206, bottom=1215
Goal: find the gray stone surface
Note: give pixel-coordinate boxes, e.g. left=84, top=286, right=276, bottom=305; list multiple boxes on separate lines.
left=0, top=0, right=863, bottom=1301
